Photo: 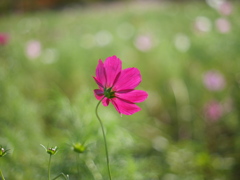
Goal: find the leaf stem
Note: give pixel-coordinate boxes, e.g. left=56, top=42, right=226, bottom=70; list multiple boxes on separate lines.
left=77, top=153, right=80, bottom=177
left=95, top=98, right=112, bottom=180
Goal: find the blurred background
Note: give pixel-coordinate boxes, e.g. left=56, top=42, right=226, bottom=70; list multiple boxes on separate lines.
left=0, top=0, right=240, bottom=179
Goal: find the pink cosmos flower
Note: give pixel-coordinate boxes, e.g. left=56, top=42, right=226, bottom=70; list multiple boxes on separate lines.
left=0, top=33, right=9, bottom=46
left=93, top=55, right=148, bottom=115
left=204, top=100, right=223, bottom=122
left=215, top=18, right=231, bottom=34
left=203, top=70, right=225, bottom=91
left=26, top=40, right=42, bottom=59
left=134, top=35, right=153, bottom=52
left=218, top=2, right=233, bottom=16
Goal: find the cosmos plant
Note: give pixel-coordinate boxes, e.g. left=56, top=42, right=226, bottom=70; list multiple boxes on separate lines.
left=94, top=55, right=148, bottom=179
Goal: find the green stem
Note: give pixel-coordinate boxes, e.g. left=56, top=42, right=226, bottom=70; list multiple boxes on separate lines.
left=0, top=169, right=5, bottom=180
left=48, top=155, right=52, bottom=180
left=52, top=173, right=69, bottom=180
left=95, top=98, right=112, bottom=180
left=77, top=153, right=80, bottom=177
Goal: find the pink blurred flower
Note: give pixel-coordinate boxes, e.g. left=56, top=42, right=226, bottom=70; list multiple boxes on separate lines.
left=215, top=18, right=231, bottom=33
left=26, top=40, right=42, bottom=59
left=203, top=70, right=226, bottom=91
left=204, top=100, right=223, bottom=122
left=93, top=55, right=148, bottom=115
left=134, top=35, right=153, bottom=52
left=0, top=33, right=9, bottom=46
left=218, top=2, right=233, bottom=16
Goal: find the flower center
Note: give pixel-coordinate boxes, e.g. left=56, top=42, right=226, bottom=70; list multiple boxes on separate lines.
left=104, top=87, right=115, bottom=99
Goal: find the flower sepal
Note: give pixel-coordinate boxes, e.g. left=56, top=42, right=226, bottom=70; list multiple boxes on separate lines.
left=104, top=87, right=115, bottom=99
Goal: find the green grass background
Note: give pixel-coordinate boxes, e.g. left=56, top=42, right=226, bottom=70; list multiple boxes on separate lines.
left=1, top=1, right=240, bottom=179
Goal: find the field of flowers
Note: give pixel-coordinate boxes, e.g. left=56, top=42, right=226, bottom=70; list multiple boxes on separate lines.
left=0, top=1, right=240, bottom=179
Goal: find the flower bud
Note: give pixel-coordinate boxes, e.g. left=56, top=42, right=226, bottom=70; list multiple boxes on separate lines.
left=40, top=144, right=58, bottom=155
left=47, top=146, right=58, bottom=155
left=72, top=143, right=85, bottom=154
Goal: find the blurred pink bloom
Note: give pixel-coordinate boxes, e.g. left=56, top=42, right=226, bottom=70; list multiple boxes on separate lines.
left=203, top=70, right=226, bottom=91
left=218, top=2, right=233, bottom=16
left=0, top=33, right=9, bottom=45
left=93, top=55, right=148, bottom=115
left=215, top=18, right=231, bottom=33
left=134, top=35, right=153, bottom=52
left=204, top=100, right=223, bottom=122
left=26, top=40, right=42, bottom=59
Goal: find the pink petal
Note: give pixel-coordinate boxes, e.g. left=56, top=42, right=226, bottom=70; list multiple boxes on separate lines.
left=104, top=56, right=122, bottom=88
left=110, top=98, right=141, bottom=115
left=95, top=60, right=106, bottom=87
left=102, top=98, right=110, bottom=106
left=93, top=77, right=104, bottom=89
left=116, top=90, right=148, bottom=103
left=113, top=68, right=141, bottom=91
left=94, top=89, right=104, bottom=100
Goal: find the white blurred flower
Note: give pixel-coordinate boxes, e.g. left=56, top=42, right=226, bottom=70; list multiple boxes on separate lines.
left=174, top=33, right=191, bottom=52
left=206, top=0, right=225, bottom=9
left=152, top=136, right=169, bottom=152
left=194, top=16, right=212, bottom=33
left=41, top=48, right=58, bottom=64
left=95, top=30, right=112, bottom=47
left=117, top=22, right=135, bottom=40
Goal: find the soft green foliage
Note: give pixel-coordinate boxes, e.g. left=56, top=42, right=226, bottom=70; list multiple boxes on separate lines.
left=0, top=1, right=240, bottom=179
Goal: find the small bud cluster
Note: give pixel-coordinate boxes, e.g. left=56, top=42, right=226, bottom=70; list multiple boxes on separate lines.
left=40, top=144, right=58, bottom=156
left=0, top=146, right=9, bottom=157
left=47, top=146, right=58, bottom=155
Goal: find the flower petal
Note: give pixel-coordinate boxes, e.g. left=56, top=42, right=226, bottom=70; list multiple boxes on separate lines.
left=102, top=98, right=110, bottom=106
left=110, top=98, right=141, bottom=115
left=93, top=77, right=104, bottom=89
left=95, top=60, right=106, bottom=87
left=116, top=90, right=148, bottom=103
left=104, top=56, right=122, bottom=88
left=94, top=89, right=104, bottom=100
left=113, top=67, right=141, bottom=91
